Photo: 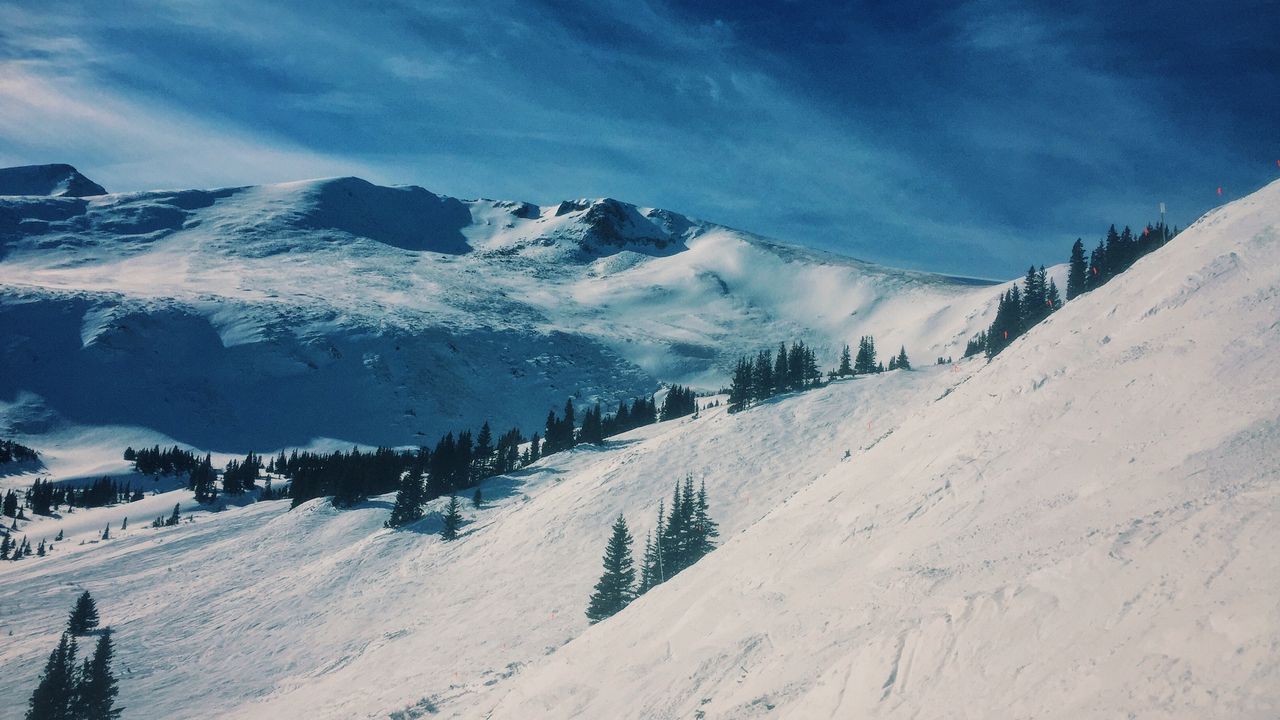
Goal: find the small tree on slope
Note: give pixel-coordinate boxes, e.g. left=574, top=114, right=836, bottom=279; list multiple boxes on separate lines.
left=67, top=591, right=99, bottom=635
left=586, top=515, right=636, bottom=623
left=440, top=495, right=462, bottom=541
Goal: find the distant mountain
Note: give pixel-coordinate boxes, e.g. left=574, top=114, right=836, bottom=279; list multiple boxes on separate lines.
left=0, top=170, right=1001, bottom=450
left=0, top=163, right=106, bottom=197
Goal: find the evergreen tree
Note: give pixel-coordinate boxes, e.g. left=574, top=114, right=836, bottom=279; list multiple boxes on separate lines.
left=26, top=633, right=77, bottom=720
left=837, top=343, right=853, bottom=376
left=472, top=488, right=483, bottom=508
left=100, top=524, right=109, bottom=541
left=727, top=358, right=754, bottom=413
left=853, top=336, right=878, bottom=375
left=690, top=479, right=719, bottom=559
left=895, top=346, right=910, bottom=371
left=67, top=591, right=99, bottom=635
left=440, top=496, right=462, bottom=541
left=1066, top=238, right=1087, bottom=300
left=753, top=348, right=775, bottom=400
left=190, top=454, right=217, bottom=504
left=1046, top=278, right=1062, bottom=311
left=385, top=467, right=425, bottom=528
left=167, top=503, right=180, bottom=526
left=773, top=342, right=788, bottom=389
left=580, top=404, right=605, bottom=445
left=585, top=515, right=636, bottom=623
left=637, top=530, right=660, bottom=594
left=73, top=628, right=122, bottom=720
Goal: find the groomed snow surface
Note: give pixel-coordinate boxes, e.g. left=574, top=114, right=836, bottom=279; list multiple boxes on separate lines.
left=1, top=179, right=1278, bottom=718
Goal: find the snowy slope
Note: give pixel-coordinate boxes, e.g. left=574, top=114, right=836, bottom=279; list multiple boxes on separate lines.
left=0, top=367, right=975, bottom=720
left=0, top=180, right=1275, bottom=719
left=0, top=173, right=1001, bottom=452
left=481, top=181, right=1280, bottom=718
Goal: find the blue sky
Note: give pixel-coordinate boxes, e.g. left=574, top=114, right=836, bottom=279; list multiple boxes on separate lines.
left=1, top=0, right=1275, bottom=277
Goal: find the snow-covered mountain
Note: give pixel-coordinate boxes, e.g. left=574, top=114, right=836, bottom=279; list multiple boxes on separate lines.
left=1, top=177, right=1275, bottom=719
left=0, top=164, right=107, bottom=198
left=0, top=169, right=1001, bottom=452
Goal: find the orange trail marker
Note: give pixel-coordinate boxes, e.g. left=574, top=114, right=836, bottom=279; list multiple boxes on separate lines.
left=1218, top=186, right=1223, bottom=195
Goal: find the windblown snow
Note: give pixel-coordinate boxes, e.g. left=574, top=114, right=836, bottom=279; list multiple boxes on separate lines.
left=1, top=174, right=1276, bottom=719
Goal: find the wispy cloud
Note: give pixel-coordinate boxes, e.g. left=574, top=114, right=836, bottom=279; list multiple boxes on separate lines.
left=0, top=0, right=1274, bottom=276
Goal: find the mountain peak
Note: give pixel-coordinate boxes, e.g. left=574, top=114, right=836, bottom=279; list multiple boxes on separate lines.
left=0, top=163, right=107, bottom=197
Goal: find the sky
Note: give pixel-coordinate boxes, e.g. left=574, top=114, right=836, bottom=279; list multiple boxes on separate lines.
left=1, top=0, right=1276, bottom=278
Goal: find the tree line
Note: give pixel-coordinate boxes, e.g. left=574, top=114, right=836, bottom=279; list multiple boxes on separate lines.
left=586, top=476, right=719, bottom=623
left=969, top=221, right=1177, bottom=359
left=727, top=338, right=910, bottom=413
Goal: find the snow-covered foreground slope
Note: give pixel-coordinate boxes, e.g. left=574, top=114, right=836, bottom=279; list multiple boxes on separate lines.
left=0, top=171, right=999, bottom=450
left=482, top=181, right=1280, bottom=718
left=0, top=364, right=973, bottom=720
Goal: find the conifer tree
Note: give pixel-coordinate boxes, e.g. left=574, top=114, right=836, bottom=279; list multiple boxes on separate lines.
left=753, top=348, right=774, bottom=400
left=896, top=346, right=910, bottom=370
left=73, top=628, right=122, bottom=720
left=585, top=515, right=636, bottom=623
left=472, top=488, right=483, bottom=508
left=385, top=467, right=426, bottom=528
left=837, top=344, right=853, bottom=376
left=1046, top=278, right=1062, bottom=311
left=26, top=633, right=77, bottom=720
left=853, top=336, right=878, bottom=375
left=637, top=530, right=659, bottom=595
left=1066, top=238, right=1087, bottom=300
left=67, top=591, right=99, bottom=635
left=727, top=358, right=754, bottom=413
left=691, top=479, right=719, bottom=559
left=440, top=495, right=462, bottom=541
left=100, top=524, right=109, bottom=541
left=773, top=342, right=788, bottom=388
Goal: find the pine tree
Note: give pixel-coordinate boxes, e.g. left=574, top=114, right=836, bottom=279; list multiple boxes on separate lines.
left=67, top=591, right=99, bottom=635
left=1046, top=278, right=1062, bottom=311
left=637, top=530, right=659, bottom=594
left=167, top=503, right=180, bottom=526
left=73, top=628, right=122, bottom=720
left=440, top=496, right=462, bottom=541
left=585, top=515, right=636, bottom=623
left=1066, top=238, right=1087, bottom=300
left=752, top=348, right=774, bottom=400
left=691, top=479, right=719, bottom=560
left=773, top=342, right=788, bottom=389
left=896, top=346, right=910, bottom=371
left=727, top=358, right=754, bottom=413
left=26, top=633, right=77, bottom=720
left=853, top=336, right=878, bottom=375
left=100, top=524, right=109, bottom=541
left=833, top=343, right=850, bottom=376
left=190, top=454, right=217, bottom=504
left=385, top=467, right=425, bottom=528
